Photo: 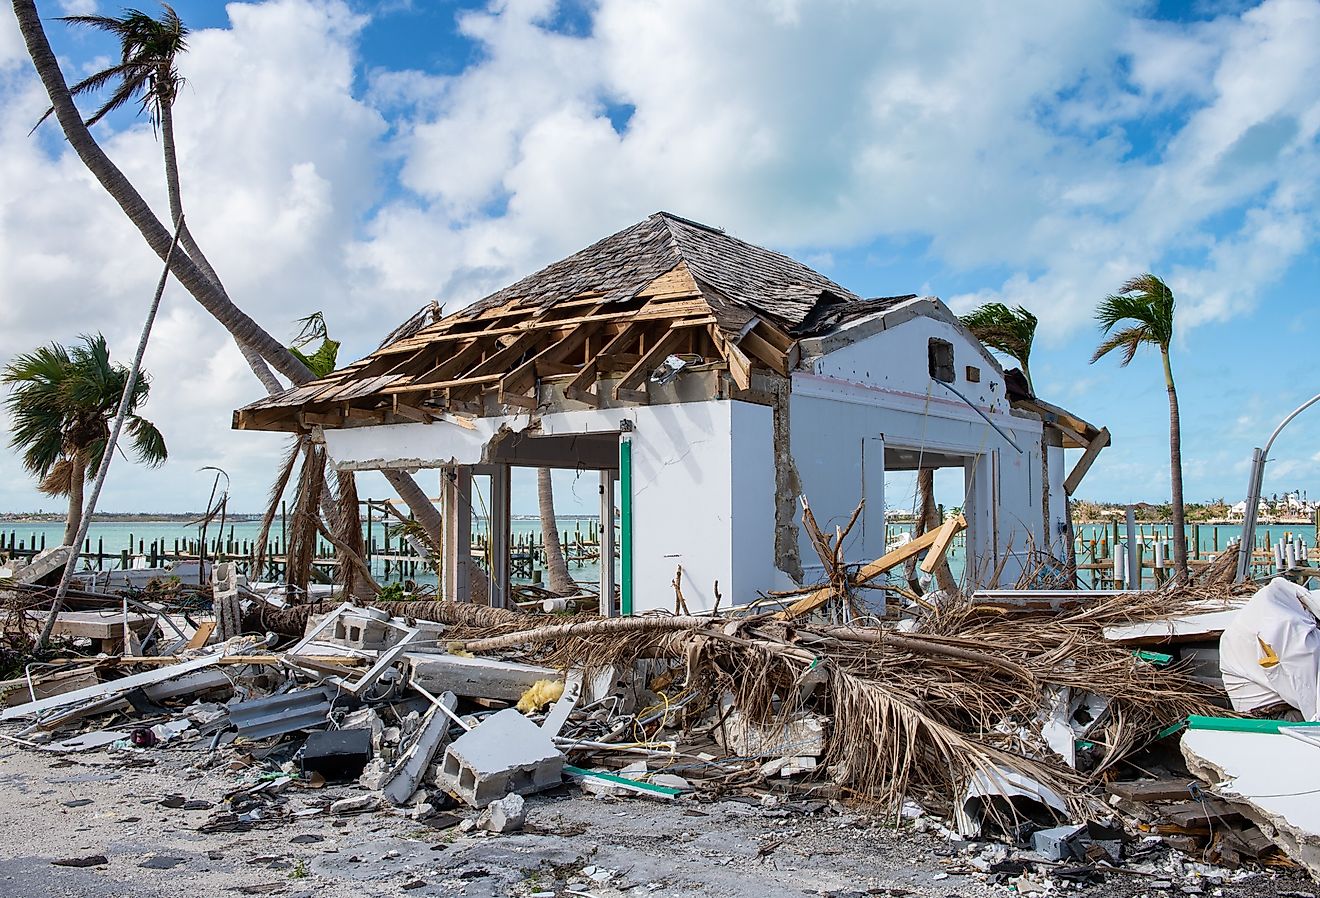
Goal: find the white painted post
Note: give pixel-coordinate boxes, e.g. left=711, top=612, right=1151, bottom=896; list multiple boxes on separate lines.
left=1126, top=505, right=1140, bottom=590
left=599, top=469, right=617, bottom=617
left=1113, top=543, right=1127, bottom=589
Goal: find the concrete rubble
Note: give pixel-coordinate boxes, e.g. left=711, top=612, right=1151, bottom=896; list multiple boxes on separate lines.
left=5, top=569, right=1320, bottom=896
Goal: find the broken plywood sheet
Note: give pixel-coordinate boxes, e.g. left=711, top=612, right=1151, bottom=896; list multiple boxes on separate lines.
left=1182, top=728, right=1320, bottom=877
left=0, top=654, right=224, bottom=721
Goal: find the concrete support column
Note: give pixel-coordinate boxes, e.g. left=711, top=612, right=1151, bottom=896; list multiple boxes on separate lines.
left=488, top=465, right=511, bottom=609
left=442, top=466, right=472, bottom=602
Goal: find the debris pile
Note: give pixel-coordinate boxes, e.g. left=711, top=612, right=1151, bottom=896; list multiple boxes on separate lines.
left=3, top=553, right=1319, bottom=890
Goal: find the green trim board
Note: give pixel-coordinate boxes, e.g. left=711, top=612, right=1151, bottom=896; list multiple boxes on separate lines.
left=1186, top=715, right=1320, bottom=734
left=620, top=432, right=633, bottom=616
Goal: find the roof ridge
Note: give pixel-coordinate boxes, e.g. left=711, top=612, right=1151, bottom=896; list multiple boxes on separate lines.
left=654, top=210, right=727, bottom=236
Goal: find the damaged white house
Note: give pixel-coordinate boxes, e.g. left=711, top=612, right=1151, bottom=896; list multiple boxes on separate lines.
left=235, top=213, right=1106, bottom=613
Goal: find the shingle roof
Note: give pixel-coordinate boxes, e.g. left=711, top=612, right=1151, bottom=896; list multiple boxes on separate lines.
left=463, top=212, right=862, bottom=335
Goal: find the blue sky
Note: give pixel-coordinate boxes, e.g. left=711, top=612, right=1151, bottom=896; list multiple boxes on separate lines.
left=1, top=0, right=1318, bottom=515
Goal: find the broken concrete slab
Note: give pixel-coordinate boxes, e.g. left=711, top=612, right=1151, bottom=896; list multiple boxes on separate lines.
left=717, top=707, right=826, bottom=759
left=438, top=708, right=564, bottom=808
left=477, top=792, right=526, bottom=833
left=1182, top=726, right=1320, bottom=878
left=23, top=609, right=156, bottom=642
left=15, top=545, right=73, bottom=585
left=407, top=653, right=560, bottom=703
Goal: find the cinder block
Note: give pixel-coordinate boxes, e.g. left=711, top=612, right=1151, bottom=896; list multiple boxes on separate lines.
left=438, top=708, right=564, bottom=808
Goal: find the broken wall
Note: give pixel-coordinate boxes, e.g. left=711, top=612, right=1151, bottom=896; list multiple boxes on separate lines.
left=793, top=312, right=1050, bottom=588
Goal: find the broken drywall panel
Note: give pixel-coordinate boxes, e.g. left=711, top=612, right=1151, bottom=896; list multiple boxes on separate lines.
left=1182, top=728, right=1320, bottom=878
left=322, top=415, right=532, bottom=472
left=1102, top=605, right=1244, bottom=645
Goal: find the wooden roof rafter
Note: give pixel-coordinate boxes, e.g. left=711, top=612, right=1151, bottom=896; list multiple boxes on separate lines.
left=234, top=257, right=811, bottom=432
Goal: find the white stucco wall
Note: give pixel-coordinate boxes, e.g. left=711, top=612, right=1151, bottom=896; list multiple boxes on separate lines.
left=546, top=400, right=774, bottom=614
left=795, top=311, right=1049, bottom=587
left=322, top=399, right=772, bottom=614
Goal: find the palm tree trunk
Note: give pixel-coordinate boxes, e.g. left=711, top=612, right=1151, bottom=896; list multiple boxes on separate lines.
left=915, top=468, right=958, bottom=594
left=15, top=1, right=441, bottom=547
left=1162, top=345, right=1189, bottom=582
left=537, top=468, right=574, bottom=595
left=382, top=470, right=442, bottom=549
left=13, top=0, right=307, bottom=386
left=62, top=453, right=85, bottom=547
left=159, top=101, right=284, bottom=395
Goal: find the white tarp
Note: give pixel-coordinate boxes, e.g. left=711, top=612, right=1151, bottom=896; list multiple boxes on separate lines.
left=1220, top=577, right=1320, bottom=719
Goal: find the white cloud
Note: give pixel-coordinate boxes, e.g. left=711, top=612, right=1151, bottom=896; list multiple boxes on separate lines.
left=3, top=0, right=1320, bottom=513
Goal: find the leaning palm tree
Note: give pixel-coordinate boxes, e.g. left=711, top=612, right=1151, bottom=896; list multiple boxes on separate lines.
left=40, top=3, right=285, bottom=395
left=14, top=0, right=444, bottom=543
left=537, top=469, right=575, bottom=595
left=961, top=302, right=1038, bottom=390
left=1092, top=274, right=1187, bottom=582
left=3, top=334, right=167, bottom=545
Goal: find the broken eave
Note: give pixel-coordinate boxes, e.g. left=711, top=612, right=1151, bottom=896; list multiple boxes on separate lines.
left=232, top=266, right=803, bottom=435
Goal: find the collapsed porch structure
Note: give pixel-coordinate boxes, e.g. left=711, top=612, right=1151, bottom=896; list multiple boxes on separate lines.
left=235, top=212, right=1106, bottom=613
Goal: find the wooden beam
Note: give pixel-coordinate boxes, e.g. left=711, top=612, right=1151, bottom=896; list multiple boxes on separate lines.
left=564, top=321, right=645, bottom=405
left=1064, top=426, right=1110, bottom=496
left=404, top=336, right=487, bottom=387
left=299, top=410, right=341, bottom=427
left=382, top=373, right=502, bottom=394
left=739, top=323, right=789, bottom=376
left=710, top=325, right=752, bottom=391
left=776, top=515, right=966, bottom=620
left=613, top=324, right=690, bottom=398
left=919, top=514, right=963, bottom=574
left=392, top=399, right=433, bottom=424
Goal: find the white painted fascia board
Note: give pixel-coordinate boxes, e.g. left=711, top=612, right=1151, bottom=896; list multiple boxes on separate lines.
left=792, top=372, right=1042, bottom=438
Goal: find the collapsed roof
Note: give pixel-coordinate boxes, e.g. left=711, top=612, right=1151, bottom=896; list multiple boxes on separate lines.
left=234, top=212, right=917, bottom=433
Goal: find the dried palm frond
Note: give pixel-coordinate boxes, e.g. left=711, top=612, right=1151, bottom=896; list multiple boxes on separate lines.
left=282, top=442, right=325, bottom=591
left=252, top=437, right=302, bottom=579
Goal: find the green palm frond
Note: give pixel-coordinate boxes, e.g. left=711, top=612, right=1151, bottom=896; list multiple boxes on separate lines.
left=961, top=302, right=1037, bottom=386
left=290, top=340, right=340, bottom=379
left=1092, top=273, right=1176, bottom=366
left=289, top=312, right=340, bottom=378
left=127, top=415, right=168, bottom=466
left=38, top=4, right=189, bottom=131
left=2, top=333, right=166, bottom=487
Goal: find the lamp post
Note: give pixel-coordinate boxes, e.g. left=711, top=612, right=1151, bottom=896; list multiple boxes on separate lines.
left=1235, top=391, right=1320, bottom=583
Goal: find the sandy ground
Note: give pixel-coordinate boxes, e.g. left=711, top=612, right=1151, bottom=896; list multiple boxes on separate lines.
left=1, top=739, right=1317, bottom=898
